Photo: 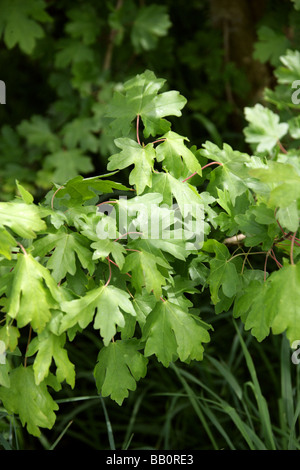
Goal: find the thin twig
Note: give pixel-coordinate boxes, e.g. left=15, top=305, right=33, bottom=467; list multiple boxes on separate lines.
left=104, top=258, right=112, bottom=287
left=277, top=140, right=288, bottom=154
left=24, top=326, right=32, bottom=368
left=51, top=186, right=64, bottom=210
left=182, top=161, right=223, bottom=183
left=103, top=0, right=123, bottom=72
left=290, top=231, right=297, bottom=265
left=136, top=114, right=141, bottom=145
left=17, top=242, right=27, bottom=256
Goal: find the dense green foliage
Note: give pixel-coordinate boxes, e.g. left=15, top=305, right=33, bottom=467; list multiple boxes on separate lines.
left=0, top=0, right=300, bottom=450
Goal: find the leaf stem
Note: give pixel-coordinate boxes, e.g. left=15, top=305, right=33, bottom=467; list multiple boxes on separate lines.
left=104, top=258, right=112, bottom=287
left=114, top=231, right=143, bottom=242
left=51, top=185, right=65, bottom=210
left=17, top=242, right=28, bottom=256
left=264, top=251, right=270, bottom=282
left=182, top=161, right=223, bottom=183
left=24, top=326, right=32, bottom=368
left=136, top=114, right=141, bottom=146
left=290, top=231, right=297, bottom=265
left=96, top=200, right=119, bottom=207
left=103, top=0, right=123, bottom=72
left=277, top=140, right=288, bottom=154
left=150, top=138, right=166, bottom=145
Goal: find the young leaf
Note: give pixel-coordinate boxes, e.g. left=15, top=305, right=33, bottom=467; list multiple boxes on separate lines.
left=0, top=227, right=16, bottom=260
left=42, top=148, right=94, bottom=185
left=107, top=138, right=155, bottom=194
left=54, top=174, right=130, bottom=205
left=253, top=26, right=290, bottom=67
left=156, top=131, right=202, bottom=178
left=106, top=70, right=187, bottom=138
left=94, top=339, right=148, bottom=405
left=15, top=180, right=34, bottom=204
left=0, top=365, right=59, bottom=437
left=90, top=238, right=126, bottom=269
left=33, top=228, right=95, bottom=283
left=202, top=239, right=242, bottom=304
left=244, top=104, right=289, bottom=153
left=234, top=263, right=300, bottom=345
left=0, top=201, right=46, bottom=239
left=26, top=329, right=75, bottom=387
left=3, top=253, right=61, bottom=332
left=60, top=285, right=136, bottom=346
left=142, top=300, right=210, bottom=367
left=131, top=4, right=171, bottom=52
left=0, top=0, right=52, bottom=54
left=122, top=250, right=171, bottom=299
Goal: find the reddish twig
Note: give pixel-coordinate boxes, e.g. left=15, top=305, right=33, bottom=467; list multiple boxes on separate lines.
left=290, top=231, right=297, bottom=265
left=277, top=140, right=288, bottom=154
left=51, top=185, right=65, bottom=210
left=182, top=161, right=223, bottom=183
left=104, top=258, right=112, bottom=287
left=136, top=114, right=141, bottom=146
left=114, top=232, right=143, bottom=242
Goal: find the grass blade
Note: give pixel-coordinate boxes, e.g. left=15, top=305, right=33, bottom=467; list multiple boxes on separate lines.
left=233, top=321, right=276, bottom=450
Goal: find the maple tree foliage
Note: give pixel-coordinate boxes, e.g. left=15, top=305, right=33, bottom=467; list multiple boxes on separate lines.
left=0, top=65, right=299, bottom=438
left=0, top=1, right=300, bottom=443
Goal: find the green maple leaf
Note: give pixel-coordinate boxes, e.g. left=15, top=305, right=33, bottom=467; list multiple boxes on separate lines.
left=0, top=365, right=58, bottom=437
left=0, top=324, right=20, bottom=352
left=167, top=173, right=204, bottom=218
left=291, top=0, right=300, bottom=10
left=60, top=285, right=136, bottom=346
left=276, top=203, right=299, bottom=233
left=122, top=250, right=171, bottom=299
left=54, top=38, right=94, bottom=68
left=17, top=116, right=60, bottom=153
left=106, top=70, right=187, bottom=138
left=65, top=5, right=101, bottom=45
left=15, top=180, right=34, bottom=204
left=234, top=206, right=277, bottom=250
left=107, top=138, right=155, bottom=194
left=201, top=141, right=255, bottom=204
left=42, top=148, right=94, bottom=185
left=0, top=201, right=46, bottom=239
left=249, top=163, right=300, bottom=227
left=90, top=238, right=127, bottom=269
left=156, top=131, right=202, bottom=178
left=3, top=253, right=61, bottom=333
left=0, top=0, right=52, bottom=54
left=132, top=292, right=157, bottom=329
left=0, top=227, right=16, bottom=260
left=233, top=279, right=272, bottom=342
left=202, top=239, right=242, bottom=304
left=253, top=26, right=290, bottom=67
left=61, top=117, right=99, bottom=152
left=233, top=263, right=300, bottom=344
left=26, top=329, right=75, bottom=387
left=33, top=228, right=95, bottom=283
left=54, top=174, right=130, bottom=205
left=275, top=50, right=300, bottom=85
left=94, top=339, right=148, bottom=405
left=131, top=5, right=171, bottom=52
left=244, top=104, right=288, bottom=153
left=142, top=300, right=210, bottom=367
